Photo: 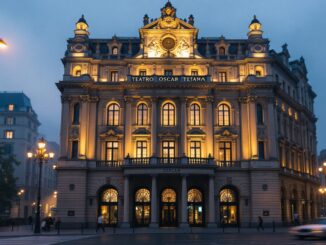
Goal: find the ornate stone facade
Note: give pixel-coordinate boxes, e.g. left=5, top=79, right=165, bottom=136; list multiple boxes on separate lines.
left=56, top=2, right=319, bottom=228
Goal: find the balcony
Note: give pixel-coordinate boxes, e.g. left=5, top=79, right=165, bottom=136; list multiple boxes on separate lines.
left=216, top=161, right=241, bottom=168
left=281, top=167, right=320, bottom=183
left=127, top=75, right=211, bottom=83
left=96, top=160, right=123, bottom=168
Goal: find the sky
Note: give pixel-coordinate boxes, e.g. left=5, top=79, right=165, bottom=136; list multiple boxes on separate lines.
left=0, top=0, right=325, bottom=152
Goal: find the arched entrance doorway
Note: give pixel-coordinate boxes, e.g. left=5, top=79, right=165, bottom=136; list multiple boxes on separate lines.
left=187, top=188, right=204, bottom=226
left=98, top=187, right=118, bottom=226
left=160, top=188, right=177, bottom=227
left=219, top=187, right=239, bottom=226
left=290, top=189, right=298, bottom=223
left=134, top=188, right=151, bottom=226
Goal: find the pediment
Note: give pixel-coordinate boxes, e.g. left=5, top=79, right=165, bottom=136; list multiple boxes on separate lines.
left=100, top=127, right=123, bottom=138
left=187, top=128, right=206, bottom=135
left=215, top=128, right=238, bottom=138
left=133, top=127, right=151, bottom=135
left=142, top=17, right=196, bottom=30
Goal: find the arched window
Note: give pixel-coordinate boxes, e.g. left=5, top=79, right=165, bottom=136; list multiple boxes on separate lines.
left=134, top=188, right=151, bottom=226
left=190, top=103, right=200, bottom=126
left=161, top=188, right=176, bottom=203
left=256, top=103, right=264, bottom=125
left=137, top=103, right=148, bottom=125
left=188, top=189, right=204, bottom=226
left=72, top=65, right=82, bottom=77
left=218, top=103, right=231, bottom=126
left=219, top=187, right=238, bottom=225
left=160, top=188, right=177, bottom=226
left=99, top=188, right=118, bottom=226
left=107, top=103, right=120, bottom=126
left=219, top=47, right=226, bottom=56
left=72, top=103, right=80, bottom=125
left=112, top=47, right=118, bottom=55
left=255, top=66, right=264, bottom=77
left=162, top=102, right=175, bottom=126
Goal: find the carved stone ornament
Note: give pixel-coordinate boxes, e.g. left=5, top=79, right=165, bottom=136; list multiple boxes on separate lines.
left=69, top=126, right=80, bottom=139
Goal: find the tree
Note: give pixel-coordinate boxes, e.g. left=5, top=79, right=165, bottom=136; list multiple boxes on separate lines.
left=0, top=144, right=19, bottom=216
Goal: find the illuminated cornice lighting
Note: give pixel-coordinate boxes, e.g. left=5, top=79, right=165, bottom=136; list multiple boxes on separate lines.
left=0, top=38, right=8, bottom=49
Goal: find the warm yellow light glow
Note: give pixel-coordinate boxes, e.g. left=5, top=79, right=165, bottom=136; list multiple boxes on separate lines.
left=53, top=165, right=57, bottom=170
left=49, top=152, right=55, bottom=159
left=319, top=167, right=323, bottom=172
left=0, top=39, right=7, bottom=49
left=323, top=162, right=326, bottom=167
left=38, top=138, right=46, bottom=149
left=27, top=152, right=33, bottom=158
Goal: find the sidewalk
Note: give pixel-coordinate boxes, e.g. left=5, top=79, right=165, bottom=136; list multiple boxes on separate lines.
left=0, top=225, right=290, bottom=238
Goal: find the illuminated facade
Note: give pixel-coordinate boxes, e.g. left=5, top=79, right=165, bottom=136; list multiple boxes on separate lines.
left=56, top=2, right=319, bottom=228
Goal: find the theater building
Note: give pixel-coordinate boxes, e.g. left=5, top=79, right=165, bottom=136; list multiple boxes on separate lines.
left=56, top=2, right=319, bottom=228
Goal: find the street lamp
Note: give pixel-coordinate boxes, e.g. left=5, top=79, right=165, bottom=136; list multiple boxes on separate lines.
left=27, top=137, right=54, bottom=234
left=17, top=189, right=25, bottom=218
left=0, top=38, right=7, bottom=49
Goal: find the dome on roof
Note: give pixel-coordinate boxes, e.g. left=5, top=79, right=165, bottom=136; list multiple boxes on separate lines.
left=250, top=15, right=260, bottom=25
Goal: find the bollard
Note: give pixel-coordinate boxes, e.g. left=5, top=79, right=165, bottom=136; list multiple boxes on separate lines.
left=272, top=221, right=275, bottom=232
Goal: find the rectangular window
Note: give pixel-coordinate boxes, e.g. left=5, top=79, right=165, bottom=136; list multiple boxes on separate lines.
left=71, top=141, right=79, bottom=159
left=6, top=117, right=14, bottom=125
left=191, top=70, right=198, bottom=76
left=219, top=141, right=232, bottom=163
left=258, top=141, right=265, bottom=160
left=162, top=141, right=175, bottom=158
left=164, top=70, right=173, bottom=76
left=218, top=72, right=227, bottom=82
left=190, top=141, right=201, bottom=158
left=110, top=71, right=119, bottom=82
left=139, top=70, right=147, bottom=76
left=5, top=130, right=13, bottom=139
left=8, top=104, right=14, bottom=111
left=136, top=141, right=148, bottom=158
left=106, top=141, right=119, bottom=162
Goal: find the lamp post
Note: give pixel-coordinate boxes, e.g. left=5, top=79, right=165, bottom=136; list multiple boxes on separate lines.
left=27, top=137, right=54, bottom=234
left=17, top=189, right=25, bottom=218
left=0, top=38, right=7, bottom=49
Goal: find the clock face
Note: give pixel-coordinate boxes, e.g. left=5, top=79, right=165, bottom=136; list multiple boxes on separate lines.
left=162, top=37, right=176, bottom=50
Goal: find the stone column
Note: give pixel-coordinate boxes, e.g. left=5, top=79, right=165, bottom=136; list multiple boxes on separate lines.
left=60, top=96, right=70, bottom=158
left=87, top=96, right=98, bottom=159
left=122, top=176, right=130, bottom=227
left=206, top=97, right=214, bottom=157
left=79, top=95, right=89, bottom=158
left=239, top=97, right=250, bottom=160
left=267, top=98, right=277, bottom=159
left=151, top=98, right=158, bottom=157
left=124, top=98, right=132, bottom=157
left=180, top=175, right=189, bottom=227
left=150, top=175, right=158, bottom=227
left=249, top=97, right=258, bottom=159
left=180, top=98, right=187, bottom=157
left=208, top=175, right=217, bottom=227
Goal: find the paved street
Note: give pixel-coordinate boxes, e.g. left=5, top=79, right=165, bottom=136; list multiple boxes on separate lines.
left=1, top=232, right=325, bottom=245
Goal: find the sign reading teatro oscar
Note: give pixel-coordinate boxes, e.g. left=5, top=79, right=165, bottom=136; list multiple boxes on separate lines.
left=129, top=76, right=210, bottom=82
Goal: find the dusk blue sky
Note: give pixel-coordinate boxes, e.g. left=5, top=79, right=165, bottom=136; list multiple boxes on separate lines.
left=0, top=0, right=325, bottom=152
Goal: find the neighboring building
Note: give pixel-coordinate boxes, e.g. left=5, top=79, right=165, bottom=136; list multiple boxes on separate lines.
left=56, top=2, right=319, bottom=228
left=318, top=149, right=326, bottom=216
left=0, top=92, right=58, bottom=219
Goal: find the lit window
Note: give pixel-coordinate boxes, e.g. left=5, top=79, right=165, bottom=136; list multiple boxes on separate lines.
left=112, top=47, right=118, bottom=55
left=161, top=188, right=176, bottom=202
left=190, top=141, right=201, bottom=158
left=139, top=70, right=147, bottom=76
left=191, top=70, right=198, bottom=76
left=190, top=103, right=200, bottom=126
left=71, top=140, right=78, bottom=159
left=102, top=188, right=118, bottom=202
left=72, top=66, right=82, bottom=77
left=164, top=70, right=173, bottom=76
left=219, top=141, right=232, bottom=163
left=256, top=104, right=264, bottom=125
left=217, top=103, right=231, bottom=126
left=135, top=188, right=150, bottom=202
left=110, top=71, right=119, bottom=82
left=162, top=141, right=175, bottom=158
left=188, top=189, right=203, bottom=202
left=8, top=104, right=14, bottom=111
left=258, top=141, right=265, bottom=160
left=162, top=102, right=175, bottom=126
left=255, top=66, right=264, bottom=77
left=106, top=141, right=119, bottom=162
left=218, top=72, right=227, bottom=82
left=136, top=141, right=148, bottom=158
left=6, top=117, right=14, bottom=125
left=220, top=188, right=236, bottom=203
left=107, top=103, right=120, bottom=126
left=72, top=103, right=80, bottom=125
left=5, top=130, right=13, bottom=139
left=137, top=103, right=148, bottom=125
